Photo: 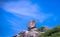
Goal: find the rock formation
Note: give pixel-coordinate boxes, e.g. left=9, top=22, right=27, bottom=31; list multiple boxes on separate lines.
left=13, top=20, right=40, bottom=37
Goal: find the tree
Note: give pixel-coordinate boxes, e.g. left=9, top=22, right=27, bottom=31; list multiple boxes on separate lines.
left=38, top=25, right=60, bottom=37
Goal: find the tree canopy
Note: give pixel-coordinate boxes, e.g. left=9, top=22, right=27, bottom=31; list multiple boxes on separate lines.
left=38, top=25, right=60, bottom=37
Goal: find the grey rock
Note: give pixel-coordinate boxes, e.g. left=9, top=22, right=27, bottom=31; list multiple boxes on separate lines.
left=13, top=20, right=40, bottom=37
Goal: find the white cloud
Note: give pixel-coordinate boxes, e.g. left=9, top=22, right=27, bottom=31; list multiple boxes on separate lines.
left=1, top=1, right=54, bottom=36
left=3, top=0, right=53, bottom=22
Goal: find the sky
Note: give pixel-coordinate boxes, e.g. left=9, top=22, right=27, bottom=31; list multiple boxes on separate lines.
left=0, top=0, right=60, bottom=37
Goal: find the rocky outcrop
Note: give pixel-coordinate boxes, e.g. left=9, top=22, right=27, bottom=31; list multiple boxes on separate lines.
left=13, top=20, right=40, bottom=37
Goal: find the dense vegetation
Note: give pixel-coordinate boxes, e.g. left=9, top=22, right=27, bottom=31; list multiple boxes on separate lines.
left=38, top=25, right=60, bottom=37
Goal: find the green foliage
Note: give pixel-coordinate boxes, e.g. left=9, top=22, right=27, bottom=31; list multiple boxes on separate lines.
left=37, top=26, right=48, bottom=32
left=38, top=25, right=60, bottom=37
left=38, top=27, right=45, bottom=32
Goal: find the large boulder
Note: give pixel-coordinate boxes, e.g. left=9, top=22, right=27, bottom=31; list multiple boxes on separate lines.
left=13, top=20, right=40, bottom=37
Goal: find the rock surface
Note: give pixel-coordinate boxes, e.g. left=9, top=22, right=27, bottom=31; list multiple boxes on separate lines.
left=13, top=20, right=40, bottom=37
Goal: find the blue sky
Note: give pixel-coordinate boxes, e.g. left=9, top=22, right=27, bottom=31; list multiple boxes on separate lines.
left=0, top=0, right=60, bottom=37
